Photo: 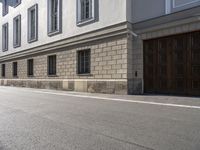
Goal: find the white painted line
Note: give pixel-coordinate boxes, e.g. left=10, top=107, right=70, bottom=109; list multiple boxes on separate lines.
left=33, top=91, right=200, bottom=110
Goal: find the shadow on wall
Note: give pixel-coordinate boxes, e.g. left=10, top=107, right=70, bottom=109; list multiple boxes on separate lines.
left=0, top=0, right=20, bottom=7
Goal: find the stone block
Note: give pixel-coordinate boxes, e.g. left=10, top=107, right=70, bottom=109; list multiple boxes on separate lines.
left=75, top=81, right=88, bottom=92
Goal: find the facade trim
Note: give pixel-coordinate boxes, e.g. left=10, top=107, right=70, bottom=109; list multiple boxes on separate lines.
left=0, top=22, right=128, bottom=63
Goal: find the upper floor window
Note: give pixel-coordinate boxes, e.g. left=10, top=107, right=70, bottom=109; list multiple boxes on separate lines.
left=28, top=4, right=38, bottom=43
left=2, top=0, right=9, bottom=16
left=13, top=0, right=21, bottom=7
left=77, top=0, right=97, bottom=26
left=165, top=0, right=200, bottom=14
left=13, top=15, right=21, bottom=48
left=47, top=0, right=62, bottom=36
left=2, top=23, right=8, bottom=52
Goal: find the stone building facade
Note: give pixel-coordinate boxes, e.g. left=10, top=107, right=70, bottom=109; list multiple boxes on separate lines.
left=0, top=32, right=129, bottom=94
left=0, top=0, right=200, bottom=96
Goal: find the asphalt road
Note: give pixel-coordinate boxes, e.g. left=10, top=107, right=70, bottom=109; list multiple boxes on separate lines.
left=0, top=86, right=200, bottom=150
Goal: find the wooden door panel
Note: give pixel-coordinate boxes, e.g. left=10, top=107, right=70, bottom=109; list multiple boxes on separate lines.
left=171, top=35, right=187, bottom=94
left=144, top=40, right=158, bottom=93
left=144, top=31, right=200, bottom=96
left=190, top=32, right=200, bottom=95
left=157, top=38, right=170, bottom=93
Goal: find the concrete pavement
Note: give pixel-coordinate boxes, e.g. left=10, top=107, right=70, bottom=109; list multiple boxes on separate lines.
left=0, top=86, right=200, bottom=150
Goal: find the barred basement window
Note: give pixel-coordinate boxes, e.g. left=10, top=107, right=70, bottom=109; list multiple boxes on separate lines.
left=13, top=15, right=21, bottom=48
left=77, top=0, right=97, bottom=26
left=1, top=64, right=6, bottom=78
left=48, top=0, right=62, bottom=36
left=48, top=55, right=57, bottom=76
left=13, top=62, right=18, bottom=77
left=27, top=59, right=34, bottom=76
left=28, top=4, right=38, bottom=43
left=2, top=0, right=8, bottom=16
left=2, top=23, right=8, bottom=51
left=78, top=49, right=91, bottom=74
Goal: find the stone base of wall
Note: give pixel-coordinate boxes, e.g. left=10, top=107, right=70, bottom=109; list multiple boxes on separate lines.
left=0, top=79, right=128, bottom=95
left=128, top=78, right=143, bottom=95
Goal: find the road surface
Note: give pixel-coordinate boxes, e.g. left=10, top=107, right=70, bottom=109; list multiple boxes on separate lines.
left=0, top=86, right=200, bottom=150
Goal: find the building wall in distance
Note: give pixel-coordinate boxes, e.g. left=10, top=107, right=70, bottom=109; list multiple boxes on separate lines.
left=127, top=0, right=200, bottom=23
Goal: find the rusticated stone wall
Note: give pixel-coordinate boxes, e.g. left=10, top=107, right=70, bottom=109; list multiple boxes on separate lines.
left=0, top=35, right=128, bottom=94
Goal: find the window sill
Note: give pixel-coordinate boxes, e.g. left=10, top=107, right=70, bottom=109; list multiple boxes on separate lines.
left=77, top=18, right=96, bottom=27
left=13, top=2, right=21, bottom=8
left=48, top=75, right=58, bottom=77
left=3, top=13, right=8, bottom=17
left=13, top=44, right=21, bottom=49
left=48, top=30, right=62, bottom=37
left=28, top=38, right=38, bottom=44
left=27, top=75, right=34, bottom=78
left=2, top=49, right=8, bottom=52
left=77, top=73, right=92, bottom=76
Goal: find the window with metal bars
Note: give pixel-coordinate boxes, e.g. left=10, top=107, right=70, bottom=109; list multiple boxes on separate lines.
left=78, top=49, right=91, bottom=74
left=27, top=59, right=34, bottom=76
left=1, top=64, right=6, bottom=78
left=48, top=55, right=57, bottom=76
left=13, top=62, right=18, bottom=77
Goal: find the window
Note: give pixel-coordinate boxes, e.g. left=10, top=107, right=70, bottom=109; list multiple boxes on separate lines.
left=2, top=0, right=8, bottom=16
left=27, top=59, right=34, bottom=76
left=48, top=55, right=57, bottom=75
left=13, top=62, right=18, bottom=77
left=48, top=0, right=62, bottom=35
left=13, top=0, right=21, bottom=7
left=1, top=64, right=6, bottom=78
left=2, top=23, right=8, bottom=51
left=78, top=49, right=91, bottom=74
left=77, top=0, right=97, bottom=25
left=165, top=0, right=200, bottom=14
left=28, top=4, right=38, bottom=43
left=13, top=15, right=21, bottom=48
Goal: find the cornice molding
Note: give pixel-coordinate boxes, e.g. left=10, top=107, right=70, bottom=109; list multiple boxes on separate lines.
left=0, top=22, right=128, bottom=62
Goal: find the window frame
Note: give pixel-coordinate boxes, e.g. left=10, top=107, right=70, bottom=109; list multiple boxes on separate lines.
left=27, top=59, right=34, bottom=77
left=28, top=4, right=38, bottom=43
left=2, top=23, right=9, bottom=52
left=77, top=49, right=91, bottom=75
left=76, top=0, right=98, bottom=26
left=2, top=0, right=9, bottom=16
left=165, top=0, right=200, bottom=14
left=13, top=0, right=21, bottom=8
left=13, top=15, right=21, bottom=48
left=47, top=0, right=62, bottom=36
left=1, top=64, right=6, bottom=78
left=48, top=55, right=57, bottom=76
left=13, top=62, right=18, bottom=77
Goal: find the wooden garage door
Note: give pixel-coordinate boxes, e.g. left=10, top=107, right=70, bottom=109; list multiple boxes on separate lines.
left=144, top=32, right=200, bottom=96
